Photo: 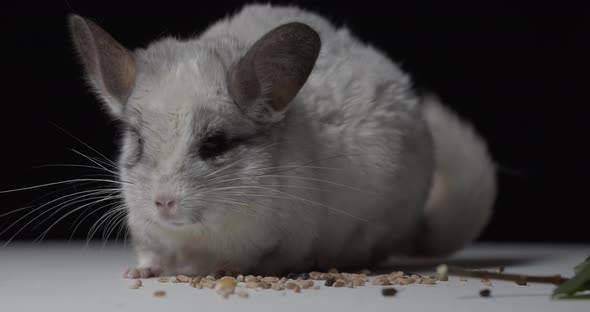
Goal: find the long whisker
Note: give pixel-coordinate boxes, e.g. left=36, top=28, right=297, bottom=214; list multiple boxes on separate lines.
left=0, top=178, right=131, bottom=194
left=49, top=121, right=116, bottom=168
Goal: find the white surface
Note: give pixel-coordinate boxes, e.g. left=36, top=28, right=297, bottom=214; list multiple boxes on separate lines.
left=0, top=242, right=589, bottom=311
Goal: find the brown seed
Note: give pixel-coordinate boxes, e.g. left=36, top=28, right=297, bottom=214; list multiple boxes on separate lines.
left=153, top=290, right=166, bottom=297
left=285, top=281, right=298, bottom=289
left=352, top=279, right=365, bottom=287
left=245, top=275, right=258, bottom=282
left=170, top=276, right=179, bottom=283
left=324, top=277, right=336, bottom=287
left=158, top=277, right=169, bottom=283
left=438, top=275, right=449, bottom=281
left=257, top=275, right=264, bottom=281
left=261, top=276, right=279, bottom=283
left=309, top=271, right=322, bottom=280
left=333, top=280, right=346, bottom=287
left=372, top=276, right=391, bottom=286
left=479, top=288, right=491, bottom=297
left=422, top=278, right=436, bottom=285
left=236, top=274, right=245, bottom=282
left=237, top=291, right=249, bottom=298
left=271, top=282, right=285, bottom=291
left=381, top=287, right=397, bottom=297
left=176, top=275, right=190, bottom=283
left=206, top=275, right=216, bottom=280
left=516, top=279, right=528, bottom=286
left=245, top=281, right=258, bottom=289
left=319, top=273, right=331, bottom=280
left=301, top=280, right=314, bottom=289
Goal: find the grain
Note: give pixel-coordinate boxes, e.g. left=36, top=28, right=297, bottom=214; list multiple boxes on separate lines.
left=381, top=288, right=397, bottom=297
left=285, top=281, right=298, bottom=289
left=170, top=276, right=179, bottom=283
left=176, top=275, right=190, bottom=283
left=158, top=277, right=169, bottom=283
left=236, top=274, right=245, bottom=282
left=237, top=290, right=249, bottom=298
left=300, top=280, right=314, bottom=289
left=333, top=280, right=346, bottom=287
left=153, top=290, right=166, bottom=297
left=438, top=275, right=449, bottom=281
left=309, top=271, right=322, bottom=280
left=245, top=281, right=258, bottom=289
left=217, top=276, right=238, bottom=287
left=245, top=275, right=258, bottom=282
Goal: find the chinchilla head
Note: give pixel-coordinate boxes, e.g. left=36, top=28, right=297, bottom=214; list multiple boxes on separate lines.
left=68, top=15, right=320, bottom=230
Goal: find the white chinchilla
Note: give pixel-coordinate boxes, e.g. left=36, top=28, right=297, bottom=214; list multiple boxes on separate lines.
left=68, top=4, right=496, bottom=278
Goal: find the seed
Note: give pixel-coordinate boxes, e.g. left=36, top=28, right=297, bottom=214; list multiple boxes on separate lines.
left=285, top=281, right=298, bottom=289
left=381, top=287, right=397, bottom=297
left=261, top=276, right=278, bottom=283
left=257, top=275, right=263, bottom=281
left=479, top=288, right=491, bottom=297
left=438, top=275, right=449, bottom=281
left=422, top=278, right=436, bottom=285
left=333, top=280, right=346, bottom=287
left=217, top=276, right=238, bottom=287
left=301, top=280, right=314, bottom=289
left=128, top=279, right=142, bottom=289
left=206, top=275, right=216, bottom=280
left=309, top=271, right=322, bottom=280
left=170, top=276, right=179, bottom=283
left=271, top=282, right=285, bottom=291
left=245, top=275, right=258, bottom=282
left=324, top=277, right=336, bottom=287
left=153, top=290, right=166, bottom=297
left=245, top=281, right=258, bottom=289
left=372, top=276, right=391, bottom=286
left=237, top=291, right=249, bottom=298
left=352, top=279, right=365, bottom=287
left=176, top=275, right=190, bottom=283
left=158, top=277, right=169, bottom=283
left=193, top=276, right=203, bottom=283
left=236, top=274, right=245, bottom=282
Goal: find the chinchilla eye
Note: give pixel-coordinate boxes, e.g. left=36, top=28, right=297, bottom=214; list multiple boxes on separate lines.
left=199, top=132, right=229, bottom=159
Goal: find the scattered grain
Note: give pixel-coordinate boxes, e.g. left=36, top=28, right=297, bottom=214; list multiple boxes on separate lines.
left=236, top=274, right=245, bottom=282
left=170, top=276, right=179, bottom=283
left=333, top=280, right=346, bottom=287
left=176, top=275, right=190, bottom=283
left=153, top=290, right=166, bottom=297
left=324, top=277, right=336, bottom=287
left=158, top=277, right=169, bottom=283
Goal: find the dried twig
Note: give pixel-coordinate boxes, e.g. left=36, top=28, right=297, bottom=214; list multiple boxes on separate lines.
left=447, top=265, right=568, bottom=285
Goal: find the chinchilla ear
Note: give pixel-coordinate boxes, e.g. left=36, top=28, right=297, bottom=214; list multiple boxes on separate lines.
left=227, top=22, right=321, bottom=124
left=68, top=15, right=136, bottom=117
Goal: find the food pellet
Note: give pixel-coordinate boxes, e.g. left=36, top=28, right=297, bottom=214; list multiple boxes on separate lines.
left=438, top=275, right=449, bottom=281
left=479, top=288, right=491, bottom=297
left=381, top=287, right=397, bottom=297
left=245, top=281, right=258, bottom=289
left=128, top=279, right=142, bottom=289
left=153, top=290, right=166, bottom=297
left=170, top=276, right=179, bottom=283
left=245, top=275, right=258, bottom=282
left=158, top=277, right=169, bottom=283
left=422, top=278, right=436, bottom=285
left=309, top=271, right=322, bottom=280
left=217, top=276, right=238, bottom=287
left=176, top=275, right=190, bottom=283
left=236, top=275, right=245, bottom=282
left=352, top=279, right=365, bottom=287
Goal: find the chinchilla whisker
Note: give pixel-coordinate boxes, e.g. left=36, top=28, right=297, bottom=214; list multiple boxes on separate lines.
left=0, top=188, right=119, bottom=238
left=87, top=205, right=127, bottom=242
left=68, top=189, right=122, bottom=228
left=205, top=164, right=343, bottom=185
left=32, top=163, right=122, bottom=176
left=70, top=201, right=122, bottom=241
left=202, top=142, right=287, bottom=179
left=113, top=209, right=130, bottom=244
left=0, top=178, right=132, bottom=194
left=49, top=121, right=116, bottom=168
left=33, top=189, right=121, bottom=230
left=207, top=186, right=368, bottom=222
left=103, top=209, right=127, bottom=243
left=253, top=174, right=374, bottom=195
left=32, top=194, right=121, bottom=244
left=71, top=149, right=119, bottom=174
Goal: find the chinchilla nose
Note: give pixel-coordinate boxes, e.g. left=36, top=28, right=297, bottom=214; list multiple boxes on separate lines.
left=154, top=193, right=177, bottom=211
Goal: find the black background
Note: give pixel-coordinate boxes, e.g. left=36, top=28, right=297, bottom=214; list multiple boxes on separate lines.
left=0, top=1, right=588, bottom=242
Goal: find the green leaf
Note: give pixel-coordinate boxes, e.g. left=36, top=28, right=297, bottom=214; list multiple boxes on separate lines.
left=553, top=257, right=590, bottom=299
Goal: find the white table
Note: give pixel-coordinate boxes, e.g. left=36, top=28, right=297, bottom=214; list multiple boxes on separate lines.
left=1, top=242, right=588, bottom=311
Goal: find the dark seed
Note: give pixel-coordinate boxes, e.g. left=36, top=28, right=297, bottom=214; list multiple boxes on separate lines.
left=286, top=273, right=298, bottom=280
left=324, top=277, right=336, bottom=287
left=381, top=288, right=397, bottom=297
left=479, top=288, right=491, bottom=297
left=516, top=279, right=528, bottom=286
left=298, top=273, right=310, bottom=280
